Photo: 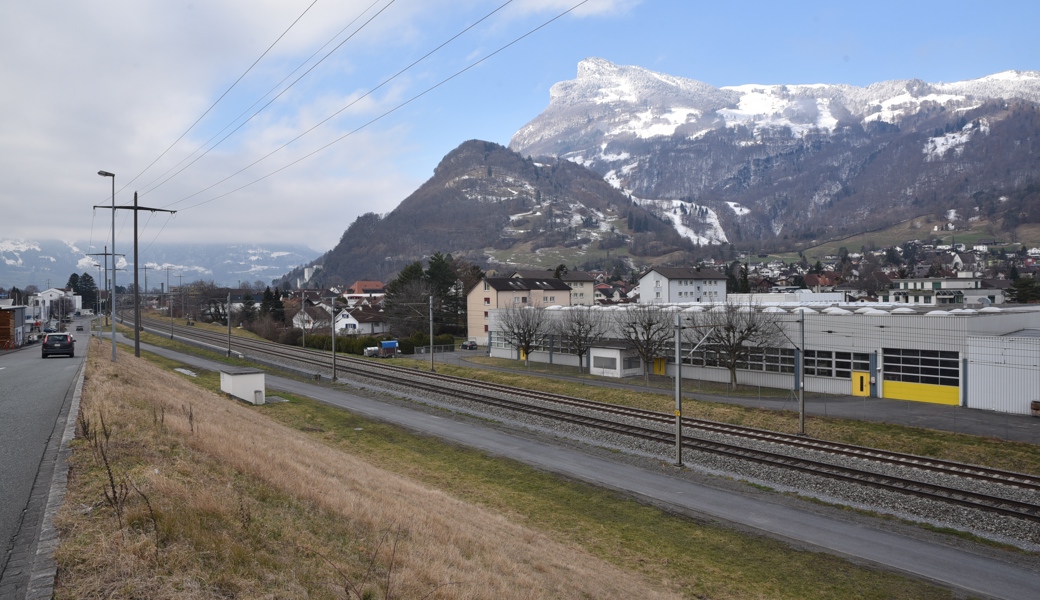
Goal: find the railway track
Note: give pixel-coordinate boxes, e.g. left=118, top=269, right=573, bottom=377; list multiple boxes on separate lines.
left=134, top=314, right=1040, bottom=525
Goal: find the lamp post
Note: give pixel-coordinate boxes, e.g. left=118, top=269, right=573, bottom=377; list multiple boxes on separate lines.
left=97, top=170, right=116, bottom=362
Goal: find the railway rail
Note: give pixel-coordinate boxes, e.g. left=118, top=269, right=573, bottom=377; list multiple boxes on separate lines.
left=133, top=314, right=1040, bottom=526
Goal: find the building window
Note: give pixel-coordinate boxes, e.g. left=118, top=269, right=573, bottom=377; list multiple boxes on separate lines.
left=484, top=311, right=488, bottom=319
left=484, top=297, right=490, bottom=305
left=623, top=356, right=641, bottom=370
left=833, top=352, right=870, bottom=379
left=484, top=325, right=489, bottom=332
left=804, top=350, right=833, bottom=377
left=593, top=356, right=617, bottom=370
left=883, top=348, right=959, bottom=386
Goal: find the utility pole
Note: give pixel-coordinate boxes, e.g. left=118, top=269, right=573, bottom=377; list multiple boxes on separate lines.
left=429, top=295, right=435, bottom=373
left=165, top=267, right=175, bottom=339
left=227, top=291, right=232, bottom=357
left=327, top=296, right=338, bottom=382
left=175, top=274, right=184, bottom=320
left=674, top=312, right=683, bottom=466
left=141, top=264, right=151, bottom=304
left=799, top=309, right=806, bottom=436
left=86, top=248, right=121, bottom=337
left=96, top=170, right=117, bottom=361
left=104, top=192, right=175, bottom=357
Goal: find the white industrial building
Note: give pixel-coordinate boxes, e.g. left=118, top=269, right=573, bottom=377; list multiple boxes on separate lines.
left=487, top=303, right=1040, bottom=415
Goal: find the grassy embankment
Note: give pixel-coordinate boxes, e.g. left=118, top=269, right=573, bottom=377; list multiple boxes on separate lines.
left=55, top=336, right=976, bottom=599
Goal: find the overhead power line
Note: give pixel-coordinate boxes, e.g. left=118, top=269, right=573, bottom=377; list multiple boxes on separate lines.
left=172, top=0, right=589, bottom=213
left=140, top=0, right=394, bottom=198
left=123, top=0, right=322, bottom=196
left=164, top=0, right=515, bottom=209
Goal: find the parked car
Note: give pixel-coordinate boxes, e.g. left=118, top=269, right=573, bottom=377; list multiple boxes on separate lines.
left=460, top=341, right=478, bottom=350
left=41, top=333, right=75, bottom=358
left=75, top=325, right=84, bottom=331
left=43, top=326, right=57, bottom=333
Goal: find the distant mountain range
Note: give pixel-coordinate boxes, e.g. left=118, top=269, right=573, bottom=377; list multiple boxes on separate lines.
left=0, top=239, right=318, bottom=290
left=291, top=59, right=1040, bottom=287
left=510, top=58, right=1040, bottom=250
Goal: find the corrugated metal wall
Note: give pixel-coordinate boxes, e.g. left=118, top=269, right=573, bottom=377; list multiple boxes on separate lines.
left=967, top=335, right=1040, bottom=415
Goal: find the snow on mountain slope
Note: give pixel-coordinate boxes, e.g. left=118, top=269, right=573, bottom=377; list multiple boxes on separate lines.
left=0, top=239, right=318, bottom=288
left=509, top=59, right=1040, bottom=248
left=512, top=58, right=1040, bottom=150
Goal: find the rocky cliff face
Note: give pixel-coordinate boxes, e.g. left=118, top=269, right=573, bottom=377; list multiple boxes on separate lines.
left=296, top=140, right=692, bottom=287
left=510, top=58, right=1040, bottom=249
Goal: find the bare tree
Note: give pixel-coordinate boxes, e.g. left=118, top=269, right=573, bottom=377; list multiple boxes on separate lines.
left=498, top=306, right=549, bottom=366
left=612, top=304, right=673, bottom=383
left=689, top=300, right=787, bottom=389
left=554, top=307, right=608, bottom=373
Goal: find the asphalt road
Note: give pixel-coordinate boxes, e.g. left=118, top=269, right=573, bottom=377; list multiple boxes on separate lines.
left=131, top=336, right=1040, bottom=600
left=0, top=322, right=84, bottom=594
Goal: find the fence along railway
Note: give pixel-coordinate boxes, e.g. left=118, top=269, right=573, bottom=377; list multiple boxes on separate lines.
left=132, top=314, right=1040, bottom=534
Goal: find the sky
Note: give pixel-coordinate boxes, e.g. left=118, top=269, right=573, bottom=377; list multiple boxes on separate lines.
left=2, top=0, right=1039, bottom=256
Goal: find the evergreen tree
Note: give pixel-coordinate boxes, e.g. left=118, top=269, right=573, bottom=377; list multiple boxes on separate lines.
left=65, top=273, right=80, bottom=292
left=240, top=291, right=257, bottom=324
left=739, top=262, right=751, bottom=293
left=1006, top=278, right=1040, bottom=303
left=271, top=287, right=286, bottom=322
left=260, top=287, right=274, bottom=316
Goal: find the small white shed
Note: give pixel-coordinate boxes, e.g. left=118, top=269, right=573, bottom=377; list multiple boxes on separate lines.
left=220, top=367, right=266, bottom=405
left=589, top=343, right=643, bottom=378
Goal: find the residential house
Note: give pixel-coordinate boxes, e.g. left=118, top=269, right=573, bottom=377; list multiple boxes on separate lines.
left=560, top=271, right=596, bottom=306
left=30, top=288, right=81, bottom=323
left=804, top=272, right=840, bottom=293
left=637, top=267, right=727, bottom=304
left=335, top=306, right=388, bottom=336
left=466, top=277, right=571, bottom=344
left=343, top=280, right=385, bottom=306
left=0, top=300, right=28, bottom=347
left=885, top=275, right=1005, bottom=305
left=291, top=302, right=332, bottom=331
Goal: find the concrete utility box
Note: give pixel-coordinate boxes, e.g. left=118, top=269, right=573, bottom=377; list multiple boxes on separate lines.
left=220, top=367, right=266, bottom=405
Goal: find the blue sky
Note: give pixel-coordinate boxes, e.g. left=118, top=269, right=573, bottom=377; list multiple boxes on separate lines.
left=2, top=0, right=1038, bottom=254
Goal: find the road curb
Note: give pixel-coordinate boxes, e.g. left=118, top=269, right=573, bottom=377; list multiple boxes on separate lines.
left=24, top=350, right=85, bottom=599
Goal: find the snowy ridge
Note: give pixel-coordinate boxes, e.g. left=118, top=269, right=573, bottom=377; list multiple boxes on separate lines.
left=0, top=239, right=318, bottom=288
left=512, top=59, right=1040, bottom=149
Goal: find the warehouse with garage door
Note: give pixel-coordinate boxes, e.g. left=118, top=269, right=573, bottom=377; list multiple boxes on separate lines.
left=487, top=303, right=1040, bottom=415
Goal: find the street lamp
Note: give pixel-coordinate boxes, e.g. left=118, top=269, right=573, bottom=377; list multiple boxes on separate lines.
left=98, top=170, right=116, bottom=362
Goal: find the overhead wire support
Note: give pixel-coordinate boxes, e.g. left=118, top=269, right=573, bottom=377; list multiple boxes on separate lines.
left=104, top=192, right=176, bottom=358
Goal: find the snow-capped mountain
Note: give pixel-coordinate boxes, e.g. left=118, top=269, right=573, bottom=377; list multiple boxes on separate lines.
left=0, top=239, right=318, bottom=290
left=510, top=58, right=1040, bottom=248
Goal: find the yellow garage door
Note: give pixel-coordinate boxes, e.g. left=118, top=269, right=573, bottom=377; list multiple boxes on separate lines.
left=882, top=381, right=959, bottom=405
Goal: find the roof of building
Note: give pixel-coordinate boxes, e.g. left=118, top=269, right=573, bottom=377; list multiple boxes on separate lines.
left=644, top=267, right=727, bottom=280
left=559, top=271, right=596, bottom=282
left=510, top=269, right=555, bottom=279
left=484, top=277, right=571, bottom=292
left=347, top=280, right=385, bottom=294
left=344, top=307, right=386, bottom=323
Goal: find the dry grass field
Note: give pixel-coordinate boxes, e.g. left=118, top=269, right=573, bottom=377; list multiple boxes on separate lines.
left=55, top=338, right=964, bottom=599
